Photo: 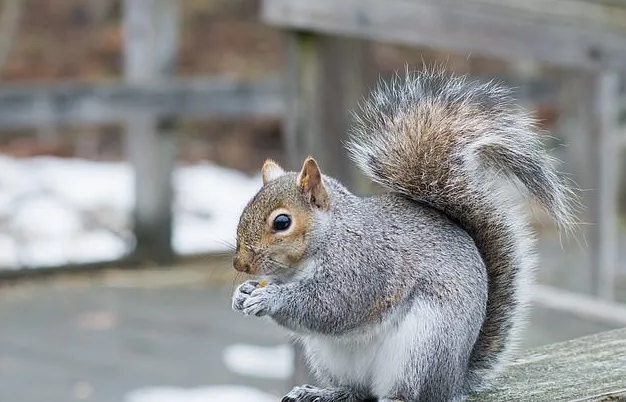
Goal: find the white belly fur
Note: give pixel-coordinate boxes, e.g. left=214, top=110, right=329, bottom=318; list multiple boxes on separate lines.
left=301, top=302, right=434, bottom=397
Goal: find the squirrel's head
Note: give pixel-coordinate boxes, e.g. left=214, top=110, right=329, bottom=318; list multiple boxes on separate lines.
left=233, top=157, right=330, bottom=279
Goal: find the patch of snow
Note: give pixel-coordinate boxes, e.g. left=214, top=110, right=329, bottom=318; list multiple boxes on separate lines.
left=0, top=155, right=262, bottom=269
left=172, top=163, right=261, bottom=253
left=0, top=234, right=18, bottom=268
left=68, top=229, right=130, bottom=264
left=124, top=385, right=277, bottom=402
left=28, top=157, right=135, bottom=210
left=222, top=343, right=294, bottom=380
left=12, top=197, right=82, bottom=237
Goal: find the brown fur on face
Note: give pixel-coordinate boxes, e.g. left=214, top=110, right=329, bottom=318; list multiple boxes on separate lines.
left=234, top=158, right=328, bottom=277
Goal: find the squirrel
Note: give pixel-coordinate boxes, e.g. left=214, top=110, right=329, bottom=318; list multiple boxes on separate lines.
left=231, top=69, right=575, bottom=402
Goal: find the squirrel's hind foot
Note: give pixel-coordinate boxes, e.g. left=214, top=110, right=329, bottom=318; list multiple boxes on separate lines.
left=281, top=385, right=369, bottom=402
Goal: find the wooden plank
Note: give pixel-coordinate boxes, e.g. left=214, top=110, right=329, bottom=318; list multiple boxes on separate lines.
left=317, top=36, right=355, bottom=183
left=282, top=32, right=350, bottom=175
left=281, top=32, right=322, bottom=171
left=468, top=328, right=626, bottom=401
left=319, top=36, right=375, bottom=186
left=0, top=78, right=284, bottom=129
left=555, top=72, right=621, bottom=299
left=555, top=73, right=598, bottom=295
left=283, top=33, right=382, bottom=183
left=589, top=72, right=620, bottom=299
left=123, top=0, right=178, bottom=263
left=473, top=0, right=626, bottom=30
left=262, top=0, right=626, bottom=71
left=0, top=74, right=556, bottom=130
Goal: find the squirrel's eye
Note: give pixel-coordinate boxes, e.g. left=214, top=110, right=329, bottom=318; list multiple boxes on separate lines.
left=272, top=214, right=292, bottom=232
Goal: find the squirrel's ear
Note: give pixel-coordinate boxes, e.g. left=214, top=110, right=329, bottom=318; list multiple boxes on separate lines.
left=297, top=157, right=329, bottom=209
left=261, top=159, right=285, bottom=184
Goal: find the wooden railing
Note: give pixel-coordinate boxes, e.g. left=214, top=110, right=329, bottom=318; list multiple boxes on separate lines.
left=0, top=0, right=623, bottom=293
left=261, top=0, right=626, bottom=301
left=469, top=328, right=626, bottom=401
left=0, top=78, right=284, bottom=129
left=260, top=0, right=626, bottom=386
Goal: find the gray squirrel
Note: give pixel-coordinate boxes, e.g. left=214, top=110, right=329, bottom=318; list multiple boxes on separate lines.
left=231, top=69, right=575, bottom=402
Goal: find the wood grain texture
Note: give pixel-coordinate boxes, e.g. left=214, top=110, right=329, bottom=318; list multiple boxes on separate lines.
left=262, top=0, right=626, bottom=71
left=468, top=328, right=626, bottom=401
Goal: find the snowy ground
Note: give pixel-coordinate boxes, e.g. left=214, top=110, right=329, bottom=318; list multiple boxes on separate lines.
left=0, top=156, right=290, bottom=400
left=0, top=155, right=262, bottom=269
left=124, top=344, right=293, bottom=402
left=125, top=386, right=279, bottom=402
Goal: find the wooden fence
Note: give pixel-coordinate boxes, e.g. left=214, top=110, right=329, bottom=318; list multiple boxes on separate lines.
left=261, top=0, right=626, bottom=387
left=262, top=0, right=626, bottom=302
left=0, top=77, right=284, bottom=129
left=0, top=0, right=593, bottom=270
left=0, top=0, right=621, bottom=308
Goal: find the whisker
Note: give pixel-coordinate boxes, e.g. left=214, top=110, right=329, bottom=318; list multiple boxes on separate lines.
left=217, top=239, right=237, bottom=252
left=205, top=250, right=235, bottom=258
left=230, top=271, right=247, bottom=294
left=268, top=258, right=291, bottom=269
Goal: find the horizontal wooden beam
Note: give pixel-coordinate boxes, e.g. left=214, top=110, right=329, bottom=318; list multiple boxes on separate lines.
left=0, top=74, right=563, bottom=130
left=469, top=328, right=626, bottom=401
left=262, top=0, right=626, bottom=71
left=533, top=284, right=626, bottom=326
left=0, top=77, right=285, bottom=129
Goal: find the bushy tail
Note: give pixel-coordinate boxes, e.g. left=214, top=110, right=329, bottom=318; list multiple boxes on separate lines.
left=346, top=69, right=575, bottom=390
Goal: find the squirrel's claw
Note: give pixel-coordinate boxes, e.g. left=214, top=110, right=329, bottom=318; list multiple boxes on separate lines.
left=231, top=280, right=258, bottom=311
left=241, top=286, right=276, bottom=317
left=232, top=280, right=277, bottom=317
left=281, top=385, right=320, bottom=402
left=282, top=385, right=361, bottom=402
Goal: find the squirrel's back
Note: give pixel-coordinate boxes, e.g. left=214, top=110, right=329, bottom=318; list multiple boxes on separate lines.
left=347, top=69, right=575, bottom=390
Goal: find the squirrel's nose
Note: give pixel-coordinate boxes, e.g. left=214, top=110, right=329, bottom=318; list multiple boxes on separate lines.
left=233, top=256, right=250, bottom=273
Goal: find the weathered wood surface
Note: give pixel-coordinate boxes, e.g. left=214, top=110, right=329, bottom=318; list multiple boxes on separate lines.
left=282, top=33, right=375, bottom=184
left=0, top=78, right=284, bottom=129
left=468, top=328, right=626, bottom=401
left=262, top=0, right=626, bottom=71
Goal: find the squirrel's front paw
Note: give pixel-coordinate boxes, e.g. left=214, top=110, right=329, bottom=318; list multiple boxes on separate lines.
left=241, top=285, right=279, bottom=317
left=232, top=280, right=259, bottom=311
left=232, top=280, right=278, bottom=317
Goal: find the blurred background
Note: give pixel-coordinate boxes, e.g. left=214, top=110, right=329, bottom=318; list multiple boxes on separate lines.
left=0, top=0, right=624, bottom=401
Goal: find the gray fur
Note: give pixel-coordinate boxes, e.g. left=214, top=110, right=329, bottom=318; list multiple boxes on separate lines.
left=232, top=69, right=574, bottom=401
